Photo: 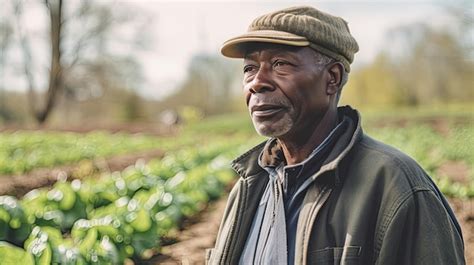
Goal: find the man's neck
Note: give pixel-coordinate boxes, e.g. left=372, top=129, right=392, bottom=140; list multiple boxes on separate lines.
left=278, top=108, right=338, bottom=165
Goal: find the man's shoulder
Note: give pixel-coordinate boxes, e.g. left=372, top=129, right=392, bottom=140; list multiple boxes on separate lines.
left=356, top=133, right=419, bottom=166
left=349, top=133, right=438, bottom=193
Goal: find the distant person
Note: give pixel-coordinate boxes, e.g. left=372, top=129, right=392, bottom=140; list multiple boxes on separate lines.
left=206, top=6, right=465, bottom=265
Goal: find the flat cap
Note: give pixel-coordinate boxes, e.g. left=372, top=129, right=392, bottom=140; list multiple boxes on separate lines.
left=221, top=6, right=359, bottom=72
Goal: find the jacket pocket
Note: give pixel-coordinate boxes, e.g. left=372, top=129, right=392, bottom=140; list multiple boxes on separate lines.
left=205, top=248, right=214, bottom=264
left=309, top=246, right=361, bottom=265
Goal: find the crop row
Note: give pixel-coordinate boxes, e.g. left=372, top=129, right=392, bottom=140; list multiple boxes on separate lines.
left=0, top=138, right=257, bottom=264
left=0, top=131, right=196, bottom=175
left=0, top=117, right=471, bottom=262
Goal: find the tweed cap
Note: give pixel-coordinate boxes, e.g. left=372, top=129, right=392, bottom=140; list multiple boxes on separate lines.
left=221, top=6, right=359, bottom=72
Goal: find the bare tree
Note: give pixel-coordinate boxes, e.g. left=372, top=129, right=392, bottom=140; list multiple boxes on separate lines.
left=0, top=21, right=14, bottom=120
left=13, top=1, right=38, bottom=119
left=10, top=0, right=149, bottom=124
left=38, top=0, right=63, bottom=123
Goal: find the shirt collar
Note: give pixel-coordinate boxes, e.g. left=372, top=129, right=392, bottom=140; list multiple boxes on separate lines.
left=258, top=118, right=348, bottom=179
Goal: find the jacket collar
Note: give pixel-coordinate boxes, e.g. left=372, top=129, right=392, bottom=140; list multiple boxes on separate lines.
left=231, top=106, right=363, bottom=184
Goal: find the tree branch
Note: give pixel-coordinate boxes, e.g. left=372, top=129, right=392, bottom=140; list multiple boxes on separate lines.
left=13, top=0, right=38, bottom=118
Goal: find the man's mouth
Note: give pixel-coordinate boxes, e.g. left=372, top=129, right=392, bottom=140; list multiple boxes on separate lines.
left=251, top=105, right=285, bottom=117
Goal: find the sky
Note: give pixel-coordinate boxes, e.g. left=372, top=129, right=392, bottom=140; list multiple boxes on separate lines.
left=1, top=0, right=453, bottom=100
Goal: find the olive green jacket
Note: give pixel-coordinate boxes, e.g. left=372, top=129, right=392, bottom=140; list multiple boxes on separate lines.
left=207, top=106, right=465, bottom=265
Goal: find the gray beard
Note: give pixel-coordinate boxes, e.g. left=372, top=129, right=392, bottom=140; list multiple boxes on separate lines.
left=251, top=113, right=294, bottom=138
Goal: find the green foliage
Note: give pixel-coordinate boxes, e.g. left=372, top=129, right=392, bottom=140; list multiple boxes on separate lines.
left=0, top=196, right=32, bottom=246
left=0, top=119, right=257, bottom=176
left=183, top=112, right=257, bottom=135
left=0, top=241, right=34, bottom=265
left=443, top=124, right=474, bottom=166
left=21, top=181, right=88, bottom=231
left=0, top=131, right=185, bottom=175
left=0, top=137, right=259, bottom=263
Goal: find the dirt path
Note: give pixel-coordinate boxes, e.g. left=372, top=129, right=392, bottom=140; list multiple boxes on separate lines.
left=149, top=196, right=228, bottom=264
left=149, top=196, right=474, bottom=264
left=449, top=198, right=474, bottom=263
left=0, top=149, right=165, bottom=196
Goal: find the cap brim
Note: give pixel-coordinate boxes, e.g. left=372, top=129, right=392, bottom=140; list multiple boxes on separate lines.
left=221, top=30, right=310, bottom=58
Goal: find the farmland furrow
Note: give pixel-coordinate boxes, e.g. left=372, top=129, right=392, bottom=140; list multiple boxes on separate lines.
left=0, top=148, right=165, bottom=196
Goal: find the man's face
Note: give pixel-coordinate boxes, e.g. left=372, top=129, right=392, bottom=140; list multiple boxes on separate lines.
left=243, top=44, right=332, bottom=139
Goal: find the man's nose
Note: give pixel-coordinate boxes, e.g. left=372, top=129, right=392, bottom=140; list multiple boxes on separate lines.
left=248, top=67, right=275, bottom=94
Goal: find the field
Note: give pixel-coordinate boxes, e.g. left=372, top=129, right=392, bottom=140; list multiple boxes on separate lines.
left=0, top=107, right=472, bottom=264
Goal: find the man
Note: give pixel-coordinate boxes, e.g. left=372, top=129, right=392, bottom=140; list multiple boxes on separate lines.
left=207, top=6, right=465, bottom=265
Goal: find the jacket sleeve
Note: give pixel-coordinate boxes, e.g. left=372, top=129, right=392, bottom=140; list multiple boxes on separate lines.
left=375, top=189, right=465, bottom=265
left=206, top=179, right=241, bottom=264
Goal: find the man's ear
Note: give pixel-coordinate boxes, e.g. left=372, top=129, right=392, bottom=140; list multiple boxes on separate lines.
left=326, top=62, right=344, bottom=95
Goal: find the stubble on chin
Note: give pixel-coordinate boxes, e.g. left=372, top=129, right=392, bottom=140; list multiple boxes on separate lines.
left=251, top=113, right=293, bottom=138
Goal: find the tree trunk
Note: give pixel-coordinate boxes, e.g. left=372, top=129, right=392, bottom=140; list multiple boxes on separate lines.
left=36, top=0, right=63, bottom=124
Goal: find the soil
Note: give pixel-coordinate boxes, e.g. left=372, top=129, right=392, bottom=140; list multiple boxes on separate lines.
left=449, top=198, right=474, bottom=264
left=0, top=148, right=165, bottom=197
left=438, top=160, right=471, bottom=184
left=148, top=197, right=228, bottom=265
left=369, top=116, right=473, bottom=135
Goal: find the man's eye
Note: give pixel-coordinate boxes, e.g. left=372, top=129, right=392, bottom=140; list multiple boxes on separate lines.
left=243, top=65, right=256, bottom=73
left=273, top=60, right=290, bottom=68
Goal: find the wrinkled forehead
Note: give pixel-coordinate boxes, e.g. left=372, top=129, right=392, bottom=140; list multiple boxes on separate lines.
left=243, top=42, right=307, bottom=59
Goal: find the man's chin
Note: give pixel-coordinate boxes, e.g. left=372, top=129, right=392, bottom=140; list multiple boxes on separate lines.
left=253, top=123, right=291, bottom=138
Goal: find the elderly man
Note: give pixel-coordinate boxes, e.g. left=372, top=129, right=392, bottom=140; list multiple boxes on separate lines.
left=207, top=6, right=465, bottom=265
